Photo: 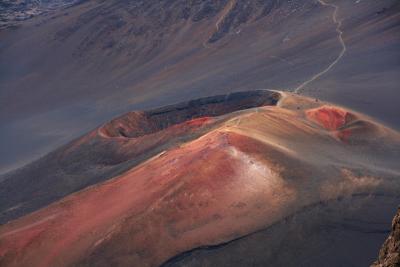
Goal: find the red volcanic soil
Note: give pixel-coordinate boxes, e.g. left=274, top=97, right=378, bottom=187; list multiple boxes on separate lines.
left=185, top=117, right=212, bottom=127
left=0, top=90, right=280, bottom=225
left=306, top=106, right=355, bottom=141
left=306, top=106, right=350, bottom=131
left=1, top=92, right=399, bottom=267
left=0, top=130, right=296, bottom=267
left=98, top=90, right=279, bottom=138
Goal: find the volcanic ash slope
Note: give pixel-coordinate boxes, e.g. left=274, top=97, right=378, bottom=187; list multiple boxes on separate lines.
left=0, top=90, right=400, bottom=267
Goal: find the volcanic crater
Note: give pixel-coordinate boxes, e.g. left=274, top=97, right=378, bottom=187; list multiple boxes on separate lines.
left=99, top=90, right=280, bottom=138
left=1, top=90, right=399, bottom=267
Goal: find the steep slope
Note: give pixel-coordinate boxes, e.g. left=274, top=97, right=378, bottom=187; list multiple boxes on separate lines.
left=0, top=90, right=280, bottom=224
left=0, top=0, right=84, bottom=29
left=0, top=91, right=399, bottom=267
left=371, top=208, right=400, bottom=267
left=1, top=0, right=399, bottom=174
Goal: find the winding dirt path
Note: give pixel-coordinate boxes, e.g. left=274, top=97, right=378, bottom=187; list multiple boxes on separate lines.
left=294, top=0, right=346, bottom=93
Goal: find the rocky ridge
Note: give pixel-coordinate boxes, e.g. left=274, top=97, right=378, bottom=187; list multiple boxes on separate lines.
left=372, top=208, right=400, bottom=267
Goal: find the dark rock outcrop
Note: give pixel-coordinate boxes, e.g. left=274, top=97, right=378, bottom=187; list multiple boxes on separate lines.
left=372, top=208, right=400, bottom=267
left=0, top=0, right=85, bottom=29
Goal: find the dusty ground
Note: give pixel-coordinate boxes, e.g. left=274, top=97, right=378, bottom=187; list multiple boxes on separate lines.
left=0, top=0, right=399, bottom=174
left=0, top=91, right=399, bottom=267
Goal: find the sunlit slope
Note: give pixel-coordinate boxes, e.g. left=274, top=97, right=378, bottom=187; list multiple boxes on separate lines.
left=1, top=91, right=399, bottom=267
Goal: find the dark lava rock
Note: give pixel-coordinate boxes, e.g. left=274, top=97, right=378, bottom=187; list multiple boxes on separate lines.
left=372, top=207, right=400, bottom=267
left=0, top=0, right=85, bottom=29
